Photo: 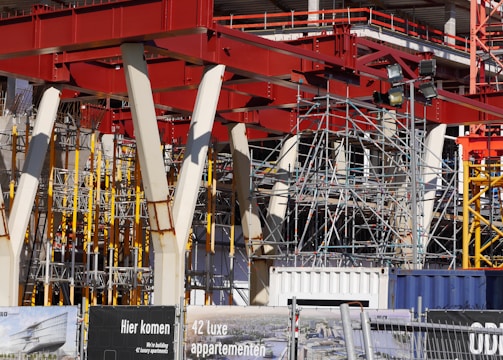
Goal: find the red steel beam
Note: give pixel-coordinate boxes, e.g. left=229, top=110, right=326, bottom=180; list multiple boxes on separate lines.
left=0, top=0, right=500, bottom=130
left=0, top=0, right=212, bottom=59
left=457, top=135, right=503, bottom=161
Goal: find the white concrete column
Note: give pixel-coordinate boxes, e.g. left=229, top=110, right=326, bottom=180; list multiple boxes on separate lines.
left=173, top=64, right=225, bottom=247
left=422, top=124, right=447, bottom=251
left=381, top=111, right=414, bottom=267
left=308, top=0, right=320, bottom=26
left=444, top=3, right=456, bottom=45
left=228, top=123, right=266, bottom=305
left=264, top=135, right=298, bottom=245
left=121, top=43, right=179, bottom=305
left=2, top=87, right=60, bottom=306
left=334, top=140, right=347, bottom=178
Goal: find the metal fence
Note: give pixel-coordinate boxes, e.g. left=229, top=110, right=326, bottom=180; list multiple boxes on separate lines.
left=341, top=304, right=503, bottom=360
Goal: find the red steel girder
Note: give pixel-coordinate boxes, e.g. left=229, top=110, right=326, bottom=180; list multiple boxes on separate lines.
left=457, top=135, right=503, bottom=161
left=0, top=0, right=212, bottom=59
left=0, top=1, right=500, bottom=127
left=148, top=29, right=503, bottom=124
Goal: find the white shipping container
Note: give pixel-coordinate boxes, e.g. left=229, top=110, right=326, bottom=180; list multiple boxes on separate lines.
left=268, top=267, right=389, bottom=309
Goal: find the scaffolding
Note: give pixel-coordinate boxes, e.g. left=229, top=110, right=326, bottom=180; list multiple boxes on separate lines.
left=457, top=134, right=503, bottom=269
left=0, top=83, right=465, bottom=307
left=249, top=91, right=460, bottom=269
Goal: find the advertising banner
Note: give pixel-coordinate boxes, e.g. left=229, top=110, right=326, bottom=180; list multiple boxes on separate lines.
left=0, top=306, right=79, bottom=359
left=186, top=306, right=290, bottom=359
left=185, top=306, right=411, bottom=359
left=427, top=310, right=503, bottom=359
left=87, top=306, right=176, bottom=360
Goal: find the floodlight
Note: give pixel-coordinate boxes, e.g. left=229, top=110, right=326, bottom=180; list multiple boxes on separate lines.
left=419, top=81, right=438, bottom=99
left=372, top=91, right=385, bottom=105
left=386, top=63, right=403, bottom=84
left=388, top=86, right=404, bottom=107
left=419, top=59, right=436, bottom=77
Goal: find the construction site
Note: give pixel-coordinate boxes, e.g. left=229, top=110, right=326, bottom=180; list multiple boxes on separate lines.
left=0, top=0, right=501, bottom=315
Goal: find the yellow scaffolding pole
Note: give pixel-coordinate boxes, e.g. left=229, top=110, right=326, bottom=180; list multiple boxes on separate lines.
left=205, top=147, right=214, bottom=305
left=70, top=128, right=80, bottom=305
left=463, top=161, right=503, bottom=268
left=229, top=176, right=236, bottom=305
left=103, top=158, right=110, bottom=305
left=84, top=131, right=95, bottom=305
left=92, top=148, right=102, bottom=305
left=9, top=124, right=17, bottom=209
left=110, top=135, right=118, bottom=305
left=134, top=151, right=142, bottom=305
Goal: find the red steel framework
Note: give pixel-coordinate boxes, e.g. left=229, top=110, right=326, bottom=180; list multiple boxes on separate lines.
left=0, top=0, right=501, bottom=142
left=470, top=0, right=503, bottom=94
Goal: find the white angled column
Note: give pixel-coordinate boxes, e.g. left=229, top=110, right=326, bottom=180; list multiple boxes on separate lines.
left=1, top=87, right=60, bottom=306
left=121, top=43, right=179, bottom=305
left=122, top=43, right=225, bottom=305
left=173, top=64, right=225, bottom=247
left=228, top=123, right=270, bottom=305
left=264, top=135, right=298, bottom=247
left=422, top=123, right=447, bottom=253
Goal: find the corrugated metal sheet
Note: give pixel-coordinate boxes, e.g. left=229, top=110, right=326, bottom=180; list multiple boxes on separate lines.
left=268, top=267, right=389, bottom=308
left=388, top=269, right=487, bottom=311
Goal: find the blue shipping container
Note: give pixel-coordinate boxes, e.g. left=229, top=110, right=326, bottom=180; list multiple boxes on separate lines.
left=388, top=269, right=487, bottom=311
left=484, top=270, right=503, bottom=310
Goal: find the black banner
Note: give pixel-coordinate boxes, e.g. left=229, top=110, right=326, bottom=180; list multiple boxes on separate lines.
left=87, top=306, right=176, bottom=360
left=427, top=310, right=503, bottom=359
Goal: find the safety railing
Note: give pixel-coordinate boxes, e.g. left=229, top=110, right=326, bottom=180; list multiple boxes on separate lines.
left=0, top=4, right=469, bottom=54
left=214, top=8, right=469, bottom=53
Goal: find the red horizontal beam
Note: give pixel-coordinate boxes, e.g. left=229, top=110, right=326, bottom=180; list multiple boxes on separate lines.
left=0, top=0, right=211, bottom=59
left=0, top=0, right=499, bottom=130
left=457, top=135, right=503, bottom=161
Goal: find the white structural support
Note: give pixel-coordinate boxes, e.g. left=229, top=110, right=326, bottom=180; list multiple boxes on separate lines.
left=228, top=123, right=268, bottom=305
left=173, top=64, right=225, bottom=247
left=308, top=0, right=320, bottom=25
left=260, top=136, right=298, bottom=305
left=2, top=87, right=60, bottom=306
left=444, top=3, right=456, bottom=45
left=121, top=43, right=179, bottom=305
left=422, top=123, right=447, bottom=252
left=264, top=135, right=298, bottom=245
left=122, top=43, right=225, bottom=305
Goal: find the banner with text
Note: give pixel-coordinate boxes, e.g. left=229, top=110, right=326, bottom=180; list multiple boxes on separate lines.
left=185, top=306, right=411, bottom=359
left=0, top=306, right=79, bottom=358
left=87, top=306, right=176, bottom=360
left=427, top=310, right=503, bottom=359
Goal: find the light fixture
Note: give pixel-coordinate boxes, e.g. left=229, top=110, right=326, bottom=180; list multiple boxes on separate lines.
left=419, top=59, right=436, bottom=77
left=419, top=81, right=438, bottom=99
left=386, top=63, right=403, bottom=84
left=388, top=86, right=404, bottom=107
left=372, top=91, right=386, bottom=105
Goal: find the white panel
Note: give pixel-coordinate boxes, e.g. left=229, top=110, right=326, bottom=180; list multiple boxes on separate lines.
left=268, top=267, right=389, bottom=309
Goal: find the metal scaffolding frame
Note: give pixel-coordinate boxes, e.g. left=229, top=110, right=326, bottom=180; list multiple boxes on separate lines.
left=249, top=91, right=460, bottom=269
left=0, top=84, right=464, bottom=306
